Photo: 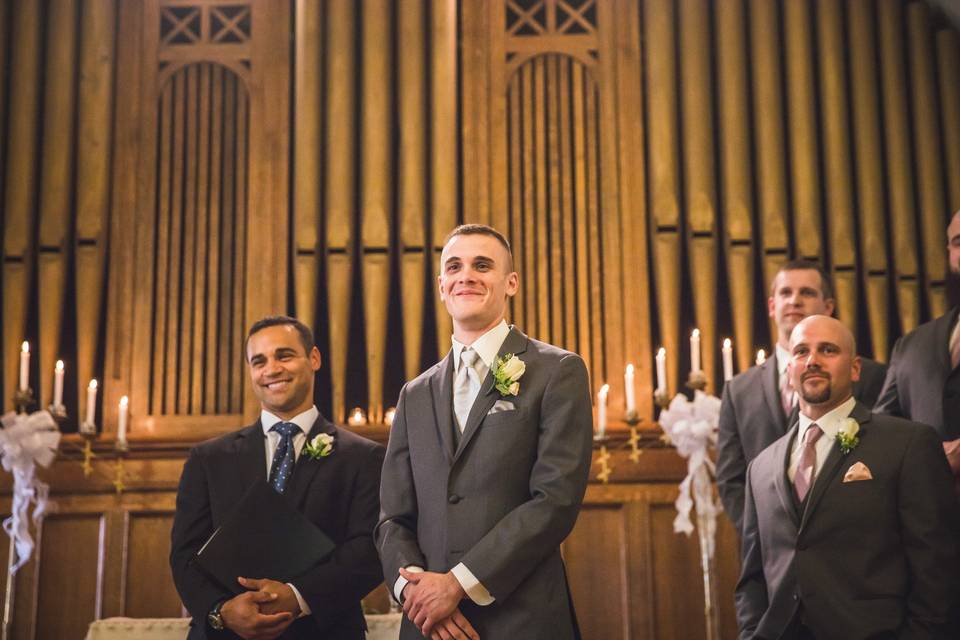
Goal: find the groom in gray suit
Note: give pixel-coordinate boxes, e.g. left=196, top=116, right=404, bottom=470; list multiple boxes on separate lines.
left=376, top=224, right=593, bottom=639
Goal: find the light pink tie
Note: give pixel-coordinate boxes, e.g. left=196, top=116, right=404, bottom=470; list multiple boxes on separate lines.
left=794, top=424, right=823, bottom=503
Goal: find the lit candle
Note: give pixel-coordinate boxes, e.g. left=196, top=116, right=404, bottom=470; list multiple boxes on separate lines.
left=84, top=379, right=98, bottom=430
left=117, top=396, right=129, bottom=446
left=53, top=360, right=65, bottom=407
left=722, top=339, right=734, bottom=382
left=624, top=364, right=636, bottom=415
left=19, top=342, right=29, bottom=391
left=756, top=349, right=766, bottom=366
left=597, top=384, right=610, bottom=439
left=690, top=329, right=701, bottom=373
left=384, top=407, right=396, bottom=427
left=656, top=348, right=667, bottom=395
left=347, top=407, right=367, bottom=426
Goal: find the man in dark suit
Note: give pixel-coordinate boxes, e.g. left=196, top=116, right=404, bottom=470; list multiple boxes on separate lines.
left=170, top=316, right=384, bottom=640
left=736, top=314, right=960, bottom=640
left=876, top=209, right=960, bottom=491
left=376, top=224, right=593, bottom=640
left=717, top=260, right=887, bottom=533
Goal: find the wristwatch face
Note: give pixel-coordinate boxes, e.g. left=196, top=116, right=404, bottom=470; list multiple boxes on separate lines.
left=207, top=610, right=224, bottom=631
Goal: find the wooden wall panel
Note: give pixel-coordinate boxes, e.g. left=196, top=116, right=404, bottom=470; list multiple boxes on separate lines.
left=565, top=506, right=628, bottom=639
left=126, top=513, right=182, bottom=618
left=35, top=515, right=102, bottom=640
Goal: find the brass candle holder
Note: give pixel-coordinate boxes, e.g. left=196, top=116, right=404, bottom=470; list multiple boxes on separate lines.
left=12, top=388, right=35, bottom=415
left=685, top=370, right=707, bottom=392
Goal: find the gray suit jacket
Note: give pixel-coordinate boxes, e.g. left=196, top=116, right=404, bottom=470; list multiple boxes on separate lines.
left=736, top=404, right=960, bottom=640
left=375, top=327, right=593, bottom=639
left=876, top=307, right=960, bottom=439
left=717, top=356, right=887, bottom=533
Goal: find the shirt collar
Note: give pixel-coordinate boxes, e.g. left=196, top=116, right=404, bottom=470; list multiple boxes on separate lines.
left=260, top=405, right=319, bottom=436
left=798, top=395, right=856, bottom=442
left=451, top=320, right=511, bottom=372
left=775, top=343, right=791, bottom=378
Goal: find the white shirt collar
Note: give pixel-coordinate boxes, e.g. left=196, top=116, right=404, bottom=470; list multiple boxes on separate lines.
left=797, top=395, right=856, bottom=442
left=775, top=343, right=791, bottom=378
left=260, top=405, right=320, bottom=436
left=451, top=320, right=511, bottom=372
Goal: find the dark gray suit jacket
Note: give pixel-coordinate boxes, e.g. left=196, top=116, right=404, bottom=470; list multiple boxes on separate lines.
left=717, top=355, right=887, bottom=533
left=876, top=307, right=960, bottom=439
left=375, top=327, right=593, bottom=639
left=736, top=404, right=960, bottom=640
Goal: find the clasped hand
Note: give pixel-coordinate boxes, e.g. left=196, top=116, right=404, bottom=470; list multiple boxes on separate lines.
left=219, top=576, right=301, bottom=640
left=400, top=568, right=480, bottom=639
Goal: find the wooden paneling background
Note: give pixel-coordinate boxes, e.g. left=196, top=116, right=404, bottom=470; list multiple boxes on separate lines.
left=0, top=0, right=959, bottom=638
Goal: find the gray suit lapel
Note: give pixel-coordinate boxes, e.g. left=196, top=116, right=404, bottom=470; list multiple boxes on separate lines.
left=454, top=327, right=529, bottom=463
left=761, top=359, right=788, bottom=433
left=430, top=353, right=457, bottom=464
left=799, top=402, right=872, bottom=532
left=284, top=416, right=334, bottom=509
left=774, top=422, right=801, bottom=528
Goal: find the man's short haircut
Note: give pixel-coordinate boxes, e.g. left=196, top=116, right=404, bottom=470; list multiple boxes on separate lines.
left=442, top=224, right=515, bottom=271
left=771, top=259, right=834, bottom=300
left=245, top=315, right=315, bottom=358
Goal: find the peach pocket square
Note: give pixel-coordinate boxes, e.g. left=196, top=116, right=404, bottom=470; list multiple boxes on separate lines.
left=843, top=461, right=873, bottom=483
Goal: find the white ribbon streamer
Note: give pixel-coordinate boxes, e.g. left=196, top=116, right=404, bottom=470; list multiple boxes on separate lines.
left=0, top=411, right=60, bottom=573
left=658, top=391, right=722, bottom=556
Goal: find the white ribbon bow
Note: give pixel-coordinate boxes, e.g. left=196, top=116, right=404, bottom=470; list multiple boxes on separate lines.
left=0, top=411, right=60, bottom=573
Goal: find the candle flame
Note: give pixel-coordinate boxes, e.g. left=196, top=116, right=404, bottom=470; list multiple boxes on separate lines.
left=625, top=363, right=634, bottom=374
left=599, top=383, right=610, bottom=396
left=756, top=349, right=766, bottom=365
left=384, top=407, right=396, bottom=426
left=55, top=360, right=64, bottom=371
left=657, top=347, right=666, bottom=358
left=89, top=379, right=98, bottom=390
left=723, top=338, right=731, bottom=349
left=119, top=395, right=129, bottom=408
left=691, top=328, right=700, bottom=338
left=21, top=341, right=29, bottom=353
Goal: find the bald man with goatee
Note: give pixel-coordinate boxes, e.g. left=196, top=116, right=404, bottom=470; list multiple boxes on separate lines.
left=736, top=315, right=960, bottom=640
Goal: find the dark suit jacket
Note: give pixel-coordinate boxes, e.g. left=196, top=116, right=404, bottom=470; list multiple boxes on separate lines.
left=876, top=307, right=960, bottom=439
left=717, top=355, right=887, bottom=533
left=375, top=327, right=593, bottom=639
left=735, top=404, right=960, bottom=640
left=170, top=415, right=385, bottom=640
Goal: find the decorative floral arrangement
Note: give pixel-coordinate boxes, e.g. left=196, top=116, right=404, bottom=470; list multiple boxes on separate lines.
left=303, top=432, right=334, bottom=459
left=492, top=354, right=525, bottom=396
left=836, top=417, right=860, bottom=455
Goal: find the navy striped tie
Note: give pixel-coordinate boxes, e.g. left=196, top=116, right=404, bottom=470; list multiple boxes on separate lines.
left=268, top=422, right=300, bottom=493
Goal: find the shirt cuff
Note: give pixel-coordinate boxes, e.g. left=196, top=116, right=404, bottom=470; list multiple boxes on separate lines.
left=451, top=563, right=495, bottom=606
left=393, top=565, right=423, bottom=602
left=287, top=583, right=311, bottom=617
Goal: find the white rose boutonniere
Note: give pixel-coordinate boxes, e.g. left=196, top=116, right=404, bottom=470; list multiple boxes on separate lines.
left=493, top=354, right=525, bottom=397
left=303, top=433, right=334, bottom=460
left=836, top=418, right=860, bottom=455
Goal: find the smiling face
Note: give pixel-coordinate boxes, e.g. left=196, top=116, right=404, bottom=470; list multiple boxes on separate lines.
left=246, top=324, right=321, bottom=419
left=788, top=315, right=860, bottom=419
left=768, top=268, right=836, bottom=348
left=438, top=232, right=519, bottom=342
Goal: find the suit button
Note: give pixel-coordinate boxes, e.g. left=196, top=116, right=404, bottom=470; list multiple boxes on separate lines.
left=448, top=494, right=461, bottom=504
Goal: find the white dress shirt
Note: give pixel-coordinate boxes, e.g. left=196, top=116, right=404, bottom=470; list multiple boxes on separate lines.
left=393, top=321, right=511, bottom=607
left=775, top=343, right=791, bottom=383
left=788, top=396, right=856, bottom=483
left=260, top=405, right=320, bottom=616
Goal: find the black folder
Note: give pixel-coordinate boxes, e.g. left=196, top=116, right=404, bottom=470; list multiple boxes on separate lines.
left=193, top=480, right=336, bottom=594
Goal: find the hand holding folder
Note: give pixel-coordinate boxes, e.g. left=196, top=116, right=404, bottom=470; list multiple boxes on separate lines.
left=193, top=480, right=336, bottom=594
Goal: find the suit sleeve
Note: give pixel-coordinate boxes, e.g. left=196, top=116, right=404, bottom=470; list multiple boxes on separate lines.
left=375, top=384, right=428, bottom=598
left=716, top=381, right=746, bottom=534
left=897, top=424, right=960, bottom=639
left=874, top=338, right=904, bottom=417
left=169, top=448, right=232, bottom=622
left=291, top=442, right=385, bottom=629
left=734, top=462, right=768, bottom=640
left=460, top=353, right=593, bottom=602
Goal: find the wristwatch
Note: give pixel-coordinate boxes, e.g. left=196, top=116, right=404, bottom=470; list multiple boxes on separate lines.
left=207, top=599, right=226, bottom=631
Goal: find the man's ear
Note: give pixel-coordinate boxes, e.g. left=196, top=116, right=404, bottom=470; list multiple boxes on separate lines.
left=767, top=296, right=776, bottom=319
left=824, top=297, right=836, bottom=316
left=850, top=354, right=861, bottom=383
left=310, top=346, right=322, bottom=372
left=505, top=271, right=519, bottom=298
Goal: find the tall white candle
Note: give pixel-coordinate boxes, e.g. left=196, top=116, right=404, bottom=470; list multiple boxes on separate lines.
left=53, top=360, right=65, bottom=407
left=656, top=348, right=667, bottom=394
left=597, top=384, right=610, bottom=438
left=722, top=339, right=734, bottom=382
left=117, top=396, right=129, bottom=446
left=85, top=379, right=98, bottom=428
left=756, top=349, right=766, bottom=366
left=690, top=329, right=701, bottom=373
left=19, top=342, right=29, bottom=391
left=624, top=364, right=636, bottom=415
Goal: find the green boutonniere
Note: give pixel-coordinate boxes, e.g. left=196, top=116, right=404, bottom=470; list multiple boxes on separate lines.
left=303, top=433, right=334, bottom=459
left=492, top=354, right=526, bottom=396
